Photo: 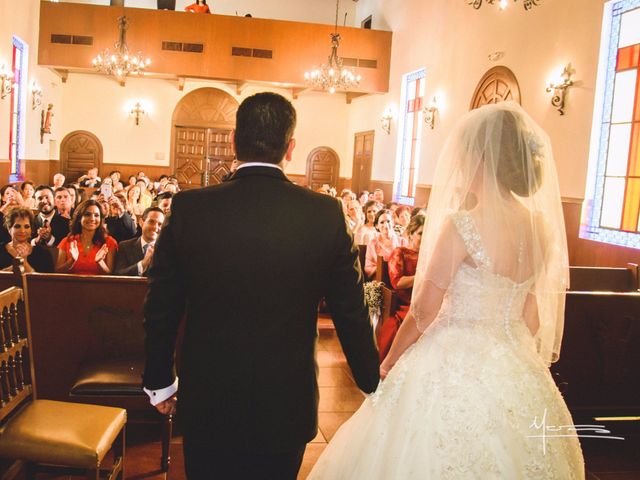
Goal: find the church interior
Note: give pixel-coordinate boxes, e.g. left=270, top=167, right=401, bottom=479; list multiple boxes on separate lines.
left=0, top=0, right=639, bottom=478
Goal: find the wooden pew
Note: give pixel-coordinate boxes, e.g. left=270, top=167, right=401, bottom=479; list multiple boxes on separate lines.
left=569, top=263, right=638, bottom=292
left=375, top=255, right=391, bottom=288
left=552, top=266, right=640, bottom=424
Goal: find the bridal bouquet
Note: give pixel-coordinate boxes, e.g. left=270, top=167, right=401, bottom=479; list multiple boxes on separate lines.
left=363, top=281, right=384, bottom=330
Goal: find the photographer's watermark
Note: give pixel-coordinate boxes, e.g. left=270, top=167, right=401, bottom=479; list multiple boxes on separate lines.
left=528, top=408, right=625, bottom=454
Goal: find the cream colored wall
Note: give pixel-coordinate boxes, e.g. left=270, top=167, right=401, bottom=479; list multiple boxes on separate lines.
left=350, top=0, right=607, bottom=199
left=0, top=0, right=64, bottom=164
left=61, top=0, right=358, bottom=26
left=58, top=73, right=350, bottom=176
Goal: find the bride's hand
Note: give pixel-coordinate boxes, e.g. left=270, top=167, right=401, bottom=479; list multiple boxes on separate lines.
left=379, top=362, right=392, bottom=381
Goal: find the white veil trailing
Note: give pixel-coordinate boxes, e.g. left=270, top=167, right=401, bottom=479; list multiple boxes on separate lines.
left=410, top=101, right=569, bottom=365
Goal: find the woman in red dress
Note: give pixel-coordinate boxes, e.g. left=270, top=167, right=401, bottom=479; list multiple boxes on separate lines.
left=185, top=0, right=211, bottom=13
left=377, top=213, right=424, bottom=361
left=56, top=199, right=117, bottom=275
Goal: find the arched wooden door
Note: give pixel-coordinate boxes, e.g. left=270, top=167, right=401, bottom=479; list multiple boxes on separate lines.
left=470, top=66, right=521, bottom=110
left=171, top=88, right=239, bottom=189
left=59, top=131, right=103, bottom=183
left=306, top=147, right=340, bottom=191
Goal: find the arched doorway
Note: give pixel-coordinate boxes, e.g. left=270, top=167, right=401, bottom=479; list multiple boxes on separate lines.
left=59, top=130, right=103, bottom=183
left=171, top=88, right=239, bottom=189
left=469, top=66, right=521, bottom=110
left=305, top=147, right=340, bottom=191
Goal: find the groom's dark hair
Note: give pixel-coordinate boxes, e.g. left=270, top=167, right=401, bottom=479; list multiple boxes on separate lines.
left=234, top=92, right=297, bottom=165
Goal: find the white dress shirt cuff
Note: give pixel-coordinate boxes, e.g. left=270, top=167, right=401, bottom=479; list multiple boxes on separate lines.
left=137, top=260, right=144, bottom=276
left=46, top=235, right=55, bottom=247
left=144, top=377, right=178, bottom=406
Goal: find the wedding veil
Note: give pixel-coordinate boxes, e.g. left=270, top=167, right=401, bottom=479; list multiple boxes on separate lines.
left=410, top=101, right=568, bottom=365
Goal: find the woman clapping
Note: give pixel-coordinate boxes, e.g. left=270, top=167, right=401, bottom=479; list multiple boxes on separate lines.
left=56, top=199, right=117, bottom=274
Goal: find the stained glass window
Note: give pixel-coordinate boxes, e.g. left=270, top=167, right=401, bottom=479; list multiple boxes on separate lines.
left=8, top=36, right=26, bottom=182
left=394, top=69, right=425, bottom=204
left=583, top=0, right=640, bottom=248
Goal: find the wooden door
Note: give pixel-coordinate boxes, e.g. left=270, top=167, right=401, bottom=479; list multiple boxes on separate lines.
left=175, top=127, right=235, bottom=187
left=174, top=126, right=207, bottom=187
left=205, top=128, right=234, bottom=185
left=59, top=130, right=103, bottom=183
left=306, top=147, right=340, bottom=191
left=351, top=130, right=374, bottom=194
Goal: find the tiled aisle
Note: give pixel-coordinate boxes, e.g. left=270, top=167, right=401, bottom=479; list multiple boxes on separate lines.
left=34, top=329, right=639, bottom=479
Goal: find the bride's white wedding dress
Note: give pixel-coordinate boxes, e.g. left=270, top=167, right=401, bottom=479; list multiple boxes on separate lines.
left=309, top=211, right=585, bottom=479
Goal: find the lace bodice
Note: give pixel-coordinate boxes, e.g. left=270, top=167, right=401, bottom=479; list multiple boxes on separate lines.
left=439, top=211, right=534, bottom=336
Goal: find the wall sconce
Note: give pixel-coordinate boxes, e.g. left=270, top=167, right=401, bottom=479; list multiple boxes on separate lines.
left=423, top=96, right=439, bottom=130
left=380, top=108, right=393, bottom=135
left=546, top=64, right=575, bottom=115
left=0, top=65, right=15, bottom=100
left=31, top=82, right=42, bottom=110
left=130, top=101, right=146, bottom=125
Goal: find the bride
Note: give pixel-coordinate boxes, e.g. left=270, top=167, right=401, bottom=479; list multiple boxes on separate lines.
left=309, top=102, right=585, bottom=479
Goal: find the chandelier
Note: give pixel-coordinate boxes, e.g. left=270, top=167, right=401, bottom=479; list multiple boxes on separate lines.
left=92, top=16, right=150, bottom=82
left=304, top=0, right=361, bottom=94
left=468, top=0, right=541, bottom=10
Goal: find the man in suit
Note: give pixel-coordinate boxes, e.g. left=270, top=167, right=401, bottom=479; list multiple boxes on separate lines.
left=114, top=207, right=164, bottom=276
left=33, top=185, right=70, bottom=247
left=143, top=92, right=379, bottom=479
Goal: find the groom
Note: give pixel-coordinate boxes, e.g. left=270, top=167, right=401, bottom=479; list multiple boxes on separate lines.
left=143, top=92, right=380, bottom=478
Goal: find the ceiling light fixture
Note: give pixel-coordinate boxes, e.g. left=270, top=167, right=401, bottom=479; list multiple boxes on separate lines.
left=92, top=16, right=150, bottom=85
left=304, top=0, right=361, bottom=94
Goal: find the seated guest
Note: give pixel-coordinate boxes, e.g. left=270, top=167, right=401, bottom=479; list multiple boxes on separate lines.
left=78, top=167, right=102, bottom=188
left=126, top=175, right=137, bottom=189
left=155, top=192, right=173, bottom=216
left=346, top=199, right=363, bottom=233
left=136, top=179, right=153, bottom=210
left=353, top=200, right=381, bottom=245
left=373, top=188, right=384, bottom=203
left=114, top=207, right=164, bottom=276
left=377, top=214, right=424, bottom=361
left=20, top=181, right=37, bottom=209
left=54, top=187, right=73, bottom=219
left=56, top=199, right=117, bottom=274
left=0, top=185, right=23, bottom=244
left=358, top=190, right=369, bottom=206
left=66, top=184, right=81, bottom=209
left=127, top=185, right=145, bottom=217
left=52, top=173, right=65, bottom=189
left=33, top=185, right=69, bottom=247
left=105, top=194, right=137, bottom=243
left=0, top=207, right=54, bottom=273
left=185, top=0, right=211, bottom=13
left=340, top=189, right=356, bottom=204
left=393, top=205, right=412, bottom=235
left=109, top=170, right=124, bottom=191
left=364, top=209, right=407, bottom=278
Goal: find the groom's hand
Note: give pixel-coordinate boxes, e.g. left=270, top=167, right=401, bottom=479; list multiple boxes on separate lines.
left=155, top=395, right=177, bottom=415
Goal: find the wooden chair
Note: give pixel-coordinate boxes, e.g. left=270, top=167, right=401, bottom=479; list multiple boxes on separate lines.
left=19, top=271, right=172, bottom=475
left=0, top=285, right=126, bottom=479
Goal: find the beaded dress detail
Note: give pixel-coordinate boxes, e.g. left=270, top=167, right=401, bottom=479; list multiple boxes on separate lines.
left=308, top=211, right=584, bottom=480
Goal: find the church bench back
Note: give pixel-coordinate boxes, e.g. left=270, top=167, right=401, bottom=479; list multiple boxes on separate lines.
left=569, top=264, right=638, bottom=292
left=551, top=291, right=640, bottom=420
left=21, top=273, right=148, bottom=401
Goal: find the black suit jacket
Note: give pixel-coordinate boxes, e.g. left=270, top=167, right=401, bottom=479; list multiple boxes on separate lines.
left=143, top=166, right=379, bottom=453
left=106, top=213, right=137, bottom=244
left=114, top=236, right=144, bottom=276
left=34, top=212, right=70, bottom=247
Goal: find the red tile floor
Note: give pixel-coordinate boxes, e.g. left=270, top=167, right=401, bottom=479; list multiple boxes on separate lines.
left=33, top=328, right=640, bottom=479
